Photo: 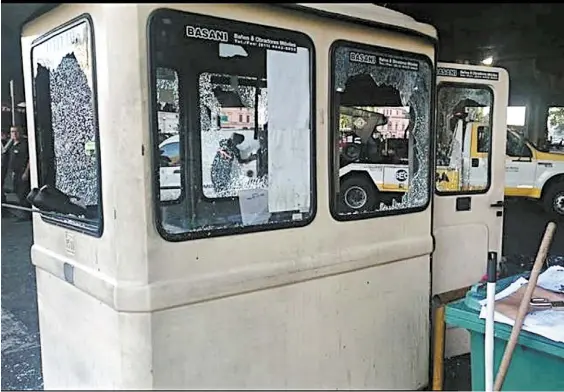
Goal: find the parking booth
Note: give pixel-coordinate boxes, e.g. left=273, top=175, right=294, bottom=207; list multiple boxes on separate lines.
left=21, top=3, right=508, bottom=389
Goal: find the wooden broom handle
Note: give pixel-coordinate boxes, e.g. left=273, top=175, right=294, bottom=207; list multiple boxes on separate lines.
left=493, top=221, right=557, bottom=391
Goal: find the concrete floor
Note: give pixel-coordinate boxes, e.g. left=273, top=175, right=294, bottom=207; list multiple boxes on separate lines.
left=1, top=198, right=563, bottom=390
left=1, top=213, right=42, bottom=390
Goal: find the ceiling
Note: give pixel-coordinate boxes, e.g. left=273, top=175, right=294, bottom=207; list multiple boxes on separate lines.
left=383, top=4, right=564, bottom=60
left=381, top=3, right=564, bottom=102
left=2, top=3, right=564, bottom=103
left=1, top=3, right=48, bottom=32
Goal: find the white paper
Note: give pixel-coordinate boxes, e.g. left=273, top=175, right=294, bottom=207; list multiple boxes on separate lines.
left=238, top=188, right=271, bottom=226
left=479, top=266, right=564, bottom=343
left=537, top=265, right=564, bottom=293
left=266, top=47, right=311, bottom=213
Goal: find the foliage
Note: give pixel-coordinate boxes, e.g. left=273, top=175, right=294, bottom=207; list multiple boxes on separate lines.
left=548, top=107, right=564, bottom=142
left=548, top=107, right=564, bottom=129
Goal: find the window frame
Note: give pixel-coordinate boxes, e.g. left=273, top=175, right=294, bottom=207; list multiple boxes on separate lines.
left=147, top=8, right=318, bottom=242
left=328, top=39, right=435, bottom=222
left=435, top=82, right=495, bottom=197
left=30, top=14, right=104, bottom=237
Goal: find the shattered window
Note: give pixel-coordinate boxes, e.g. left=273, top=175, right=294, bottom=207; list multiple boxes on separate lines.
left=436, top=84, right=493, bottom=193
left=331, top=43, right=432, bottom=218
left=31, top=19, right=102, bottom=235
left=199, top=73, right=268, bottom=199
left=149, top=10, right=314, bottom=240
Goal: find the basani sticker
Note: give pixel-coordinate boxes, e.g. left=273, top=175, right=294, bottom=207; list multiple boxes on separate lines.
left=349, top=51, right=419, bottom=71
left=185, top=25, right=297, bottom=53
left=186, top=25, right=228, bottom=43
left=437, top=67, right=499, bottom=81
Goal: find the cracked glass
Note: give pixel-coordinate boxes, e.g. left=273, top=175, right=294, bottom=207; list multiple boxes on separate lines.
left=31, top=19, right=101, bottom=234
left=436, top=85, right=493, bottom=193
left=332, top=44, right=432, bottom=217
left=149, top=10, right=314, bottom=239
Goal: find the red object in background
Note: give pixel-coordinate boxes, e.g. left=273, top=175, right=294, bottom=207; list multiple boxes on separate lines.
left=480, top=272, right=500, bottom=283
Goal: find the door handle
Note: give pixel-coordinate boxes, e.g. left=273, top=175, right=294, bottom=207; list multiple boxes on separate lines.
left=173, top=169, right=181, bottom=174
left=490, top=200, right=504, bottom=208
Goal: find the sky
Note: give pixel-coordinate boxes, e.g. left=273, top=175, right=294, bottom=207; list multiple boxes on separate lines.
left=507, top=106, right=526, bottom=126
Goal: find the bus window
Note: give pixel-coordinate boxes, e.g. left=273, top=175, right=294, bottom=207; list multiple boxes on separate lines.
left=331, top=42, right=433, bottom=217
left=436, top=84, right=493, bottom=194
left=149, top=10, right=315, bottom=240
left=31, top=18, right=102, bottom=235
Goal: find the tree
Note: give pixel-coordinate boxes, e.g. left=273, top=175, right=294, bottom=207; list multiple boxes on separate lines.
left=548, top=107, right=564, bottom=143
left=339, top=114, right=352, bottom=130
left=548, top=107, right=564, bottom=129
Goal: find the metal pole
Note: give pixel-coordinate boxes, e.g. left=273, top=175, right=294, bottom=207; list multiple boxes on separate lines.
left=485, top=252, right=498, bottom=392
left=9, top=80, right=16, bottom=126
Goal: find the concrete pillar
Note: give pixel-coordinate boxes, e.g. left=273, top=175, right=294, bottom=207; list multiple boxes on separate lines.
left=527, top=95, right=549, bottom=145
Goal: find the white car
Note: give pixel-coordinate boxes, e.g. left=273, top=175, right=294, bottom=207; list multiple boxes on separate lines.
left=158, top=135, right=182, bottom=202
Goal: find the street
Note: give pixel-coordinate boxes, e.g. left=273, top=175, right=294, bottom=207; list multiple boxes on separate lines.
left=1, top=198, right=563, bottom=390
left=1, top=214, right=42, bottom=390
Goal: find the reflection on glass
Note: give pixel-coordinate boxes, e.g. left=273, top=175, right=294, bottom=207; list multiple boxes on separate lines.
left=156, top=68, right=181, bottom=202
left=199, top=73, right=266, bottom=198
left=547, top=107, right=564, bottom=149
left=506, top=131, right=533, bottom=158
left=436, top=86, right=493, bottom=193
left=31, top=20, right=101, bottom=231
left=333, top=45, right=432, bottom=217
left=149, top=10, right=314, bottom=238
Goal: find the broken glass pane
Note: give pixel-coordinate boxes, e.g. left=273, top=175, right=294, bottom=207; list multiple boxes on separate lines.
left=31, top=20, right=101, bottom=230
left=436, top=86, right=493, bottom=192
left=199, top=73, right=268, bottom=198
left=333, top=45, right=432, bottom=215
left=150, top=9, right=315, bottom=238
